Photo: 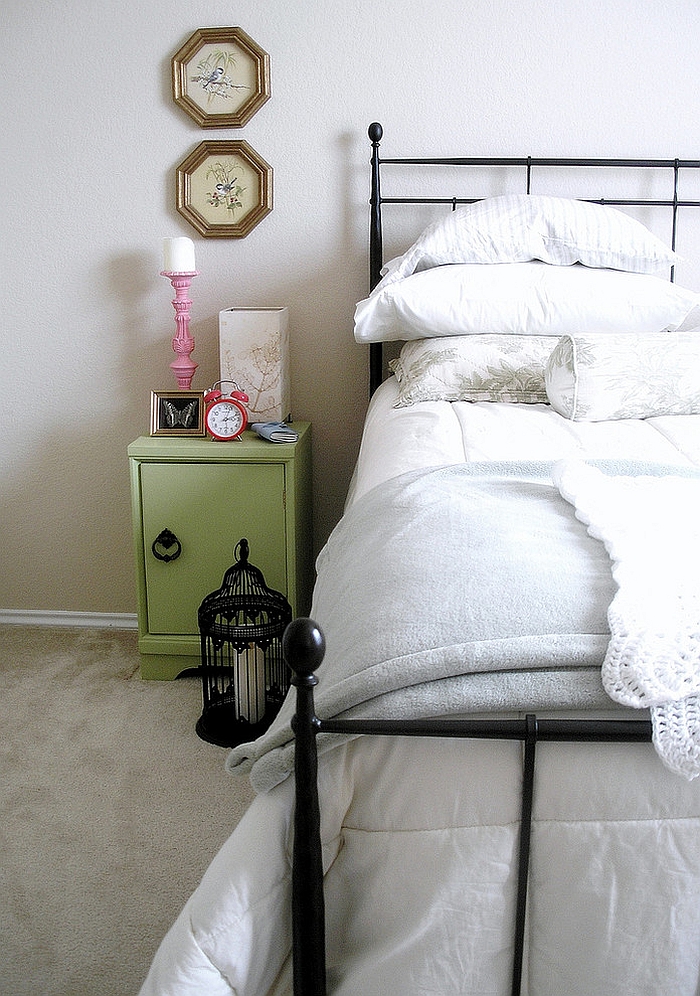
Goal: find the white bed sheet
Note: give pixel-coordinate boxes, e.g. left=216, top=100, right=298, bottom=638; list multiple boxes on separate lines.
left=141, top=385, right=700, bottom=996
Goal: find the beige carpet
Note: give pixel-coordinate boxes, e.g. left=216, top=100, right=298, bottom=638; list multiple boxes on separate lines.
left=0, top=625, right=256, bottom=996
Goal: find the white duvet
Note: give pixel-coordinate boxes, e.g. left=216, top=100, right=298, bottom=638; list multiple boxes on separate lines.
left=347, top=377, right=700, bottom=505
left=140, top=737, right=700, bottom=996
left=140, top=385, right=700, bottom=996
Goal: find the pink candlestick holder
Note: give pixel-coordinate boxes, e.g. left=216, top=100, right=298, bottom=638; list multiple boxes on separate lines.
left=160, top=270, right=199, bottom=389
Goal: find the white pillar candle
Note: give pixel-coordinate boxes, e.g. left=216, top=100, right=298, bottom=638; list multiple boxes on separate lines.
left=236, top=644, right=267, bottom=724
left=163, top=237, right=196, bottom=272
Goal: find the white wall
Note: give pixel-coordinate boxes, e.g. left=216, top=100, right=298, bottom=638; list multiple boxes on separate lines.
left=2, top=0, right=699, bottom=615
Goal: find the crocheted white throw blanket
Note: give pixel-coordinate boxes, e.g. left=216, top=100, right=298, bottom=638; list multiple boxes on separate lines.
left=554, top=461, right=700, bottom=779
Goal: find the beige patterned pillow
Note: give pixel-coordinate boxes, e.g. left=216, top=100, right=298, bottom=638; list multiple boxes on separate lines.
left=390, top=335, right=553, bottom=407
left=545, top=332, right=700, bottom=421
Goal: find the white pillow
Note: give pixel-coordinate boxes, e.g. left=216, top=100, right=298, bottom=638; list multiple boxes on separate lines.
left=379, top=194, right=678, bottom=285
left=390, top=335, right=553, bottom=406
left=545, top=332, right=700, bottom=421
left=354, top=262, right=700, bottom=344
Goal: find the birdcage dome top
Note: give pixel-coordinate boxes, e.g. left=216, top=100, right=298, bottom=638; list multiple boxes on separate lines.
left=198, top=538, right=292, bottom=648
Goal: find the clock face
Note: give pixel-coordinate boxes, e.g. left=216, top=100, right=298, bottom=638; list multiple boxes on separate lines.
left=206, top=400, right=246, bottom=439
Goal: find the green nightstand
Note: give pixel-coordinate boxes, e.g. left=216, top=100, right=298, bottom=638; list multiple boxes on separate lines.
left=128, top=424, right=312, bottom=679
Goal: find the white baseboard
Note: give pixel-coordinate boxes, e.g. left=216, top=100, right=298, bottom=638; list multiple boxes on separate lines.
left=0, top=609, right=139, bottom=630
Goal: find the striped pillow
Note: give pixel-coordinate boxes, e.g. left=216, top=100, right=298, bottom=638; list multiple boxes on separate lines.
left=380, top=195, right=678, bottom=286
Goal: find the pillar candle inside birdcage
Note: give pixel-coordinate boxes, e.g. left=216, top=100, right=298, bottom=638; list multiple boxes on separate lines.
left=219, top=307, right=290, bottom=423
left=196, top=539, right=292, bottom=748
left=235, top=643, right=266, bottom=724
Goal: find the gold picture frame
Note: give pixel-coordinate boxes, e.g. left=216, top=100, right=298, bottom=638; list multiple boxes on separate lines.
left=171, top=27, right=270, bottom=128
left=150, top=391, right=206, bottom=436
left=176, top=140, right=273, bottom=239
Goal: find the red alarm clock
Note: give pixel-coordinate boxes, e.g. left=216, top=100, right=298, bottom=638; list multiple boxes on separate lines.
left=203, top=381, right=249, bottom=441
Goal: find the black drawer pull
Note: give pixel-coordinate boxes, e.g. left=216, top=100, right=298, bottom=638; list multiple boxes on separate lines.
left=151, top=529, right=182, bottom=563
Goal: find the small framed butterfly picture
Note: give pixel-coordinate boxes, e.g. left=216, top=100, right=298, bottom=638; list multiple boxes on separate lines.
left=150, top=391, right=206, bottom=437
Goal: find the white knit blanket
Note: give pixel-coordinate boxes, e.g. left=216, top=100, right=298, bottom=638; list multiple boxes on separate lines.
left=554, top=461, right=700, bottom=779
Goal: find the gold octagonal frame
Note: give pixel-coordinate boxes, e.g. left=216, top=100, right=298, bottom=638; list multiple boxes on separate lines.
left=171, top=27, right=270, bottom=128
left=176, top=140, right=273, bottom=239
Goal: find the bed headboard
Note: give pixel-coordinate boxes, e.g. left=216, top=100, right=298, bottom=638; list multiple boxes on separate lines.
left=367, top=122, right=700, bottom=396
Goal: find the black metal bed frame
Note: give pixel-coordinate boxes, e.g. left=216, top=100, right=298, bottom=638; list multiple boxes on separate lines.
left=287, top=620, right=651, bottom=996
left=289, top=124, right=700, bottom=996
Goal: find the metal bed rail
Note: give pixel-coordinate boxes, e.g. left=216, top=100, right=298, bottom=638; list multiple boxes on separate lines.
left=285, top=619, right=653, bottom=996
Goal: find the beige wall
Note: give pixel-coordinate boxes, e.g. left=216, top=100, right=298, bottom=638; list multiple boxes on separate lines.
left=2, top=0, right=700, bottom=617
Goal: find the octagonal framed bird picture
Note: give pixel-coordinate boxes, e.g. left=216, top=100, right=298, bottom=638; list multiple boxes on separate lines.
left=176, top=140, right=273, bottom=238
left=171, top=27, right=271, bottom=128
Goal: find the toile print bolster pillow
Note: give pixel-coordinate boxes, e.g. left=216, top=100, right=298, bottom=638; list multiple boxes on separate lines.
left=390, top=334, right=553, bottom=406
left=545, top=332, right=700, bottom=421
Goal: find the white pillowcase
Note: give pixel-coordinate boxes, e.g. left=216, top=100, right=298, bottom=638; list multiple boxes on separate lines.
left=545, top=332, right=700, bottom=421
left=390, top=335, right=553, bottom=406
left=354, top=262, right=700, bottom=344
left=379, top=194, right=678, bottom=285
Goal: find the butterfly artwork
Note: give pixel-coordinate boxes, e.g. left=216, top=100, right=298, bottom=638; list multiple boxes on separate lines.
left=151, top=392, right=205, bottom=436
left=163, top=399, right=199, bottom=428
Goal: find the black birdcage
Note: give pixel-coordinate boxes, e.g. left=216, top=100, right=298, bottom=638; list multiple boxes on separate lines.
left=196, top=538, right=292, bottom=747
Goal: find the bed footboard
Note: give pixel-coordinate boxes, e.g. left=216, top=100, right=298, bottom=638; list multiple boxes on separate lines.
left=285, top=618, right=653, bottom=996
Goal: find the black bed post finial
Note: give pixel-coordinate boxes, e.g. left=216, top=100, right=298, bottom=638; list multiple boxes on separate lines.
left=368, top=123, right=384, bottom=397
left=368, top=122, right=383, bottom=293
left=285, top=618, right=327, bottom=996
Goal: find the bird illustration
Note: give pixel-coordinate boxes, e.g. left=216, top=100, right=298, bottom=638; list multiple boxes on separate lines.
left=215, top=178, right=238, bottom=196
left=201, top=66, right=225, bottom=89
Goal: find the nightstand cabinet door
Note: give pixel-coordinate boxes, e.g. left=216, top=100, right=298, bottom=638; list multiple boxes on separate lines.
left=128, top=425, right=312, bottom=679
left=141, top=461, right=286, bottom=637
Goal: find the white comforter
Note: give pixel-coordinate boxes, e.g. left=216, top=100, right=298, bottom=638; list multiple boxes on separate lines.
left=140, top=386, right=700, bottom=996
left=141, top=735, right=700, bottom=996
left=347, top=377, right=700, bottom=504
